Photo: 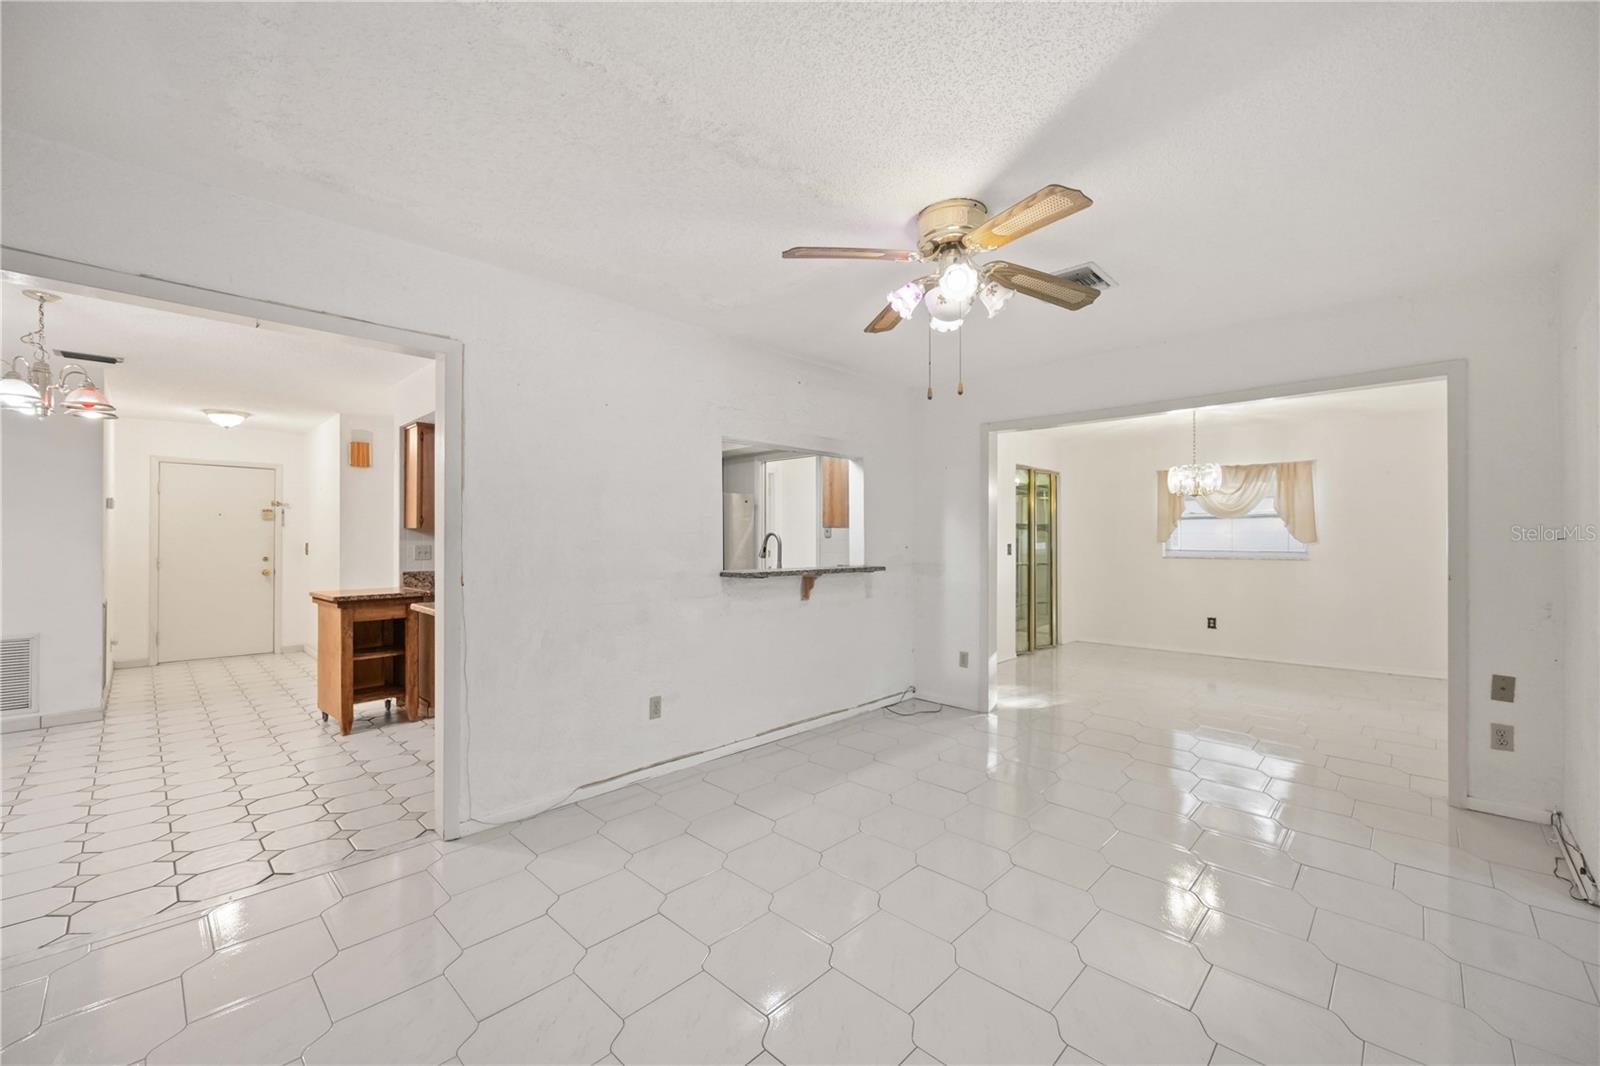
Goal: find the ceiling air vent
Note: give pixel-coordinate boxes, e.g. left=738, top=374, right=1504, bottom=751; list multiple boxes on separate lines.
left=1052, top=262, right=1117, bottom=291
left=1, top=635, right=38, bottom=717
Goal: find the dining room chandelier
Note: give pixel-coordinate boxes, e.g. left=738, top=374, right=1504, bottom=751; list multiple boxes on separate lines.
left=0, top=291, right=118, bottom=420
left=1168, top=408, right=1221, bottom=497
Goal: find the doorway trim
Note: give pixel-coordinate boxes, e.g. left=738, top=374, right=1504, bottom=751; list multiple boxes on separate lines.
left=978, top=360, right=1468, bottom=810
left=4, top=245, right=469, bottom=840
left=149, top=457, right=283, bottom=665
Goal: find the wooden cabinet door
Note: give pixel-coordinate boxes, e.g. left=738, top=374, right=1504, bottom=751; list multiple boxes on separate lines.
left=403, top=421, right=436, bottom=534
left=821, top=457, right=849, bottom=529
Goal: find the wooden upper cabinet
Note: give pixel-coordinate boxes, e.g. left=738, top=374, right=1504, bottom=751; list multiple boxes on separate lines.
left=821, top=456, right=849, bottom=529
left=403, top=420, right=436, bottom=535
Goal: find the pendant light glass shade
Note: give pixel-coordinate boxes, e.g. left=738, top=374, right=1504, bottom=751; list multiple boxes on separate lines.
left=0, top=372, right=44, bottom=411
left=63, top=382, right=118, bottom=419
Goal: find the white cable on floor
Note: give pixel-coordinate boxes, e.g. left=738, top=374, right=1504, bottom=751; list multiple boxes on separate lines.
left=1551, top=809, right=1600, bottom=907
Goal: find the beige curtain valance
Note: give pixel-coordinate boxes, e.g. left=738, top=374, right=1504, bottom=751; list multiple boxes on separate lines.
left=1156, top=460, right=1318, bottom=543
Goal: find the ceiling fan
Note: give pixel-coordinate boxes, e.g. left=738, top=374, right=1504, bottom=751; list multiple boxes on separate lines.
left=781, top=184, right=1102, bottom=337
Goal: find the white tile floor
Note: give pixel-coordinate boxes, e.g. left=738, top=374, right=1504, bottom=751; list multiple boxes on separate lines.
left=1, top=652, right=435, bottom=960
left=4, top=644, right=1597, bottom=1065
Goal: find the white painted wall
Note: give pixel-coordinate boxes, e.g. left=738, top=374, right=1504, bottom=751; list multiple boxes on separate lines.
left=917, top=270, right=1567, bottom=818
left=106, top=418, right=314, bottom=662
left=1, top=414, right=105, bottom=721
left=997, top=388, right=1448, bottom=677
left=305, top=415, right=342, bottom=649
left=765, top=456, right=817, bottom=569
left=337, top=413, right=399, bottom=588
left=1558, top=236, right=1599, bottom=861
left=3, top=132, right=915, bottom=825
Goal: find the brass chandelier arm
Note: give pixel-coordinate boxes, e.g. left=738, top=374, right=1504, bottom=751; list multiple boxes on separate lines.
left=963, top=185, right=1092, bottom=251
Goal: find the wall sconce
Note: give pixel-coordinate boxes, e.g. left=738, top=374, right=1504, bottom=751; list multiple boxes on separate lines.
left=349, top=431, right=373, bottom=468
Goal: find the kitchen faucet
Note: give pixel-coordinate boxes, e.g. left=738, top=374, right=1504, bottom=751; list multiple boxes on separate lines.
left=759, top=532, right=783, bottom=570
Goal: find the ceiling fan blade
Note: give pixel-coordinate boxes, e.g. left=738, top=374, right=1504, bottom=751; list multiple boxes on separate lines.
left=963, top=185, right=1092, bottom=251
left=985, top=261, right=1100, bottom=311
left=864, top=303, right=903, bottom=333
left=783, top=247, right=919, bottom=261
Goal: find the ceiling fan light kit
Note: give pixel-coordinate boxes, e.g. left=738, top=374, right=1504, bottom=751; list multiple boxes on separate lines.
left=2, top=290, right=120, bottom=420
left=782, top=184, right=1103, bottom=396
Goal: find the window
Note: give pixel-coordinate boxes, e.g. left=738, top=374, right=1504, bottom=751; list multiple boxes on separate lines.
left=720, top=440, right=864, bottom=571
left=1163, top=471, right=1308, bottom=559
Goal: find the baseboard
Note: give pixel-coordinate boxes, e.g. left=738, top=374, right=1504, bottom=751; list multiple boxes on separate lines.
left=4, top=705, right=106, bottom=733
left=113, top=657, right=150, bottom=669
left=464, top=684, right=917, bottom=831
left=1461, top=795, right=1552, bottom=825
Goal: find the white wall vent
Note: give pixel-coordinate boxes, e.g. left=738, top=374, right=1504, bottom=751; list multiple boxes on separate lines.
left=1, top=635, right=39, bottom=717
left=1052, top=261, right=1118, bottom=291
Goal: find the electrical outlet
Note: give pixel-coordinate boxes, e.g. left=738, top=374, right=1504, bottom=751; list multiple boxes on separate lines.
left=648, top=695, right=662, bottom=721
left=413, top=542, right=433, bottom=563
left=1206, top=617, right=1217, bottom=630
left=959, top=651, right=970, bottom=668
left=1490, top=674, right=1516, bottom=702
left=1490, top=722, right=1515, bottom=751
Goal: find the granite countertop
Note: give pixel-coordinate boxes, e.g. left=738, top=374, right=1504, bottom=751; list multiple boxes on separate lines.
left=720, top=565, right=886, bottom=578
left=411, top=602, right=436, bottom=617
left=309, top=587, right=430, bottom=605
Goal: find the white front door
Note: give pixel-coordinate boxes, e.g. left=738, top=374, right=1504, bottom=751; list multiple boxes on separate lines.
left=155, top=461, right=277, bottom=662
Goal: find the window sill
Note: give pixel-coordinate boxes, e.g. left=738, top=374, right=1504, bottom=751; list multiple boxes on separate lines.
left=1162, top=551, right=1308, bottom=561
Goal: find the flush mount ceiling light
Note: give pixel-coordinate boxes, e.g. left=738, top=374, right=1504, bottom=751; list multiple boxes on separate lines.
left=204, top=409, right=251, bottom=429
left=781, top=185, right=1105, bottom=394
left=2, top=291, right=119, bottom=420
left=1168, top=409, right=1223, bottom=497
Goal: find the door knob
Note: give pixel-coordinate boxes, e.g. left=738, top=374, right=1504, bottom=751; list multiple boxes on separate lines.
left=261, top=568, right=272, bottom=576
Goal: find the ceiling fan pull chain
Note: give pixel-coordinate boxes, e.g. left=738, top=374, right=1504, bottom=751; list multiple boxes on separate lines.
left=926, top=322, right=934, bottom=400
left=957, top=327, right=965, bottom=396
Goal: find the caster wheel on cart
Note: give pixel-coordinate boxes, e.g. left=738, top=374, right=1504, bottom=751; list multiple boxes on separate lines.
left=385, top=698, right=394, bottom=720
left=322, top=712, right=329, bottom=722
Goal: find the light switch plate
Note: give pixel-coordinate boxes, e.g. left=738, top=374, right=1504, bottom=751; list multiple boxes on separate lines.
left=1490, top=674, right=1516, bottom=702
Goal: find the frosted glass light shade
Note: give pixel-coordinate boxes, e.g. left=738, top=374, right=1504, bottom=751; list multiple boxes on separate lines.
left=925, top=284, right=971, bottom=332
left=64, top=383, right=118, bottom=419
left=0, top=374, right=43, bottom=411
left=204, top=409, right=250, bottom=429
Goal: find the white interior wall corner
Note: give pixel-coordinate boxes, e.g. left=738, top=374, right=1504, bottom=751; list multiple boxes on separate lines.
left=1558, top=234, right=1599, bottom=861
left=0, top=131, right=918, bottom=823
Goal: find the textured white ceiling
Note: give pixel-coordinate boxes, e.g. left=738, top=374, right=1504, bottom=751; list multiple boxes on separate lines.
left=1, top=283, right=431, bottom=432
left=2, top=3, right=1594, bottom=386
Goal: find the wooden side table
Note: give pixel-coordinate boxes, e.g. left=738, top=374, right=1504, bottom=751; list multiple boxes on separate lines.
left=310, top=588, right=428, bottom=736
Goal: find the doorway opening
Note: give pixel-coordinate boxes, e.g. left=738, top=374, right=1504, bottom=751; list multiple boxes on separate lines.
left=0, top=247, right=464, bottom=954
left=982, top=368, right=1465, bottom=809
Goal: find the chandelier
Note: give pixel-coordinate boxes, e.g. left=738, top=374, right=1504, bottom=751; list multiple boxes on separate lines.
left=1168, top=409, right=1221, bottom=497
left=0, top=291, right=118, bottom=420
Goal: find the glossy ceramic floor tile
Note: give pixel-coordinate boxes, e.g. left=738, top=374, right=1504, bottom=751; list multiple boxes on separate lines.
left=1, top=652, right=434, bottom=960
left=4, top=644, right=1594, bottom=1066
